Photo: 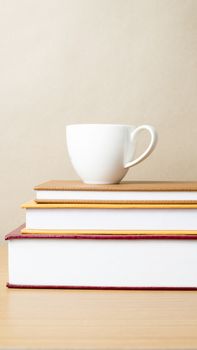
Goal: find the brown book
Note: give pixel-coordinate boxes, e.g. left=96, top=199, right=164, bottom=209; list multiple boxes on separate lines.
left=34, top=180, right=197, bottom=203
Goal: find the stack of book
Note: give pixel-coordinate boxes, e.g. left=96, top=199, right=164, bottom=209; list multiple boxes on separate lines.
left=6, top=180, right=197, bottom=289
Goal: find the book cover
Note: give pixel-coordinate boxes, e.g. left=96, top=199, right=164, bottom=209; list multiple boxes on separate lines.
left=5, top=225, right=197, bottom=290
left=35, top=180, right=197, bottom=191
left=34, top=180, right=197, bottom=203
left=21, top=201, right=197, bottom=231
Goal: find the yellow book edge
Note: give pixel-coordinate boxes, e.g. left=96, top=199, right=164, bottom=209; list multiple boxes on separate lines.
left=21, top=228, right=197, bottom=236
left=21, top=200, right=197, bottom=209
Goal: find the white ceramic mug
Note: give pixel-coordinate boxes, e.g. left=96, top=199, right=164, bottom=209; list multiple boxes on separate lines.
left=66, top=124, right=157, bottom=184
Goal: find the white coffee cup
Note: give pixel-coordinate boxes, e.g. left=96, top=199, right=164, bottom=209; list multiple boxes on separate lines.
left=66, top=124, right=157, bottom=184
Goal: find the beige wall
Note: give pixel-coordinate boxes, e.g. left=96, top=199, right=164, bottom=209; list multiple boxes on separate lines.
left=1, top=0, right=197, bottom=240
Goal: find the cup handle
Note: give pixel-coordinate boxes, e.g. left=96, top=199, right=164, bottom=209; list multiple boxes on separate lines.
left=124, top=125, right=158, bottom=168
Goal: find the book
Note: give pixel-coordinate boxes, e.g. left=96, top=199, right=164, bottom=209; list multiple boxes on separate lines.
left=22, top=201, right=197, bottom=232
left=34, top=180, right=197, bottom=203
left=6, top=225, right=197, bottom=290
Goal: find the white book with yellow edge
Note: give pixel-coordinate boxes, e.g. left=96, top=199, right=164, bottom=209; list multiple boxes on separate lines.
left=22, top=201, right=197, bottom=232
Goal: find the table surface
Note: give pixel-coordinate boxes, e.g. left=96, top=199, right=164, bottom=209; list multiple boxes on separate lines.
left=1, top=243, right=197, bottom=350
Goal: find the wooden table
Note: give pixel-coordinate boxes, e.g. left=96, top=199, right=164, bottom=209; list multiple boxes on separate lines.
left=1, top=243, right=197, bottom=350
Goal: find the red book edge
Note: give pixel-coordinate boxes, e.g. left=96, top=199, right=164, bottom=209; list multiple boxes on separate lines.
left=5, top=225, right=197, bottom=290
left=5, top=224, right=197, bottom=240
left=6, top=284, right=197, bottom=291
